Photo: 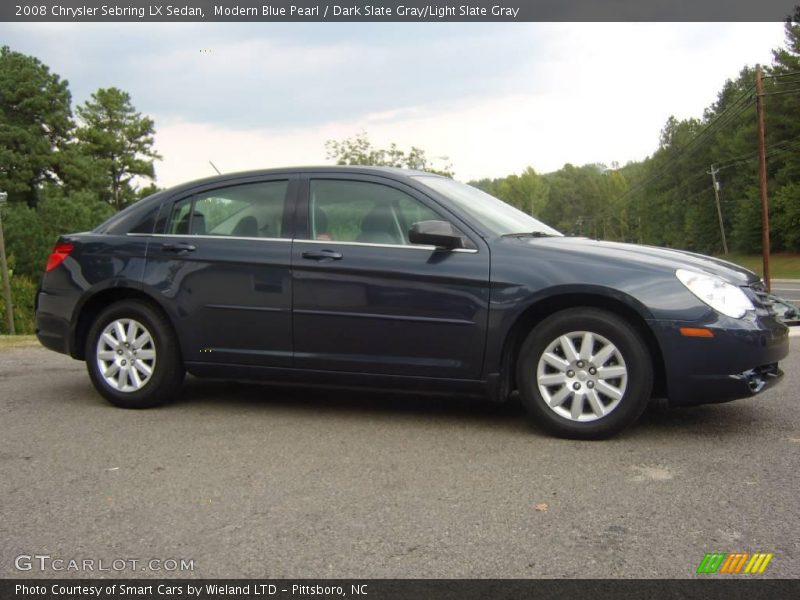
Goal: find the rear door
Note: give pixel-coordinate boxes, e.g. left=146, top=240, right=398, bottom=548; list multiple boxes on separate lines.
left=291, top=174, right=491, bottom=379
left=142, top=175, right=297, bottom=367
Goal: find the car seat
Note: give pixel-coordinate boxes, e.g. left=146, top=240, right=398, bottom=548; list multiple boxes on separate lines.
left=232, top=215, right=259, bottom=237
left=356, top=205, right=401, bottom=244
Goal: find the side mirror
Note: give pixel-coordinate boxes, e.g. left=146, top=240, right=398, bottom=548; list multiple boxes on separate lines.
left=408, top=220, right=463, bottom=250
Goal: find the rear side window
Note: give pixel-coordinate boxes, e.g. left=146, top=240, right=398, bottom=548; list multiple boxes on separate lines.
left=166, top=181, right=290, bottom=238
left=127, top=205, right=160, bottom=234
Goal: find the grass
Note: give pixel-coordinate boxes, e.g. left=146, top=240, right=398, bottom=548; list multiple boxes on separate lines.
left=0, top=335, right=38, bottom=350
left=719, top=253, right=800, bottom=280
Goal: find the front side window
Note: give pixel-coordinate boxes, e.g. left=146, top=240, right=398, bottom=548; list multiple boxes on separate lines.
left=166, top=180, right=289, bottom=238
left=412, top=176, right=562, bottom=238
left=309, top=179, right=464, bottom=246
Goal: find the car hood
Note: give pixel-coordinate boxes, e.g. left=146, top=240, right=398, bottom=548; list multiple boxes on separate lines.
left=520, top=236, right=759, bottom=285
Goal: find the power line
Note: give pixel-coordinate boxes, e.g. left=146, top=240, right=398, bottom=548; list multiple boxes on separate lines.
left=617, top=89, right=755, bottom=202
left=715, top=136, right=800, bottom=171
left=772, top=76, right=800, bottom=85
left=634, top=135, right=800, bottom=210
left=763, top=70, right=800, bottom=79
left=617, top=71, right=800, bottom=206
left=761, top=87, right=800, bottom=97
left=680, top=86, right=755, bottom=154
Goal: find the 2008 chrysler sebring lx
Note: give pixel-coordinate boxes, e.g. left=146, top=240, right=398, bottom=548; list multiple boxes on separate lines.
left=34, top=166, right=789, bottom=438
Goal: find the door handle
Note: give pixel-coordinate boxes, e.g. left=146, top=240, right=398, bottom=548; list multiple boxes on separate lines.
left=302, top=249, right=343, bottom=261
left=162, top=242, right=197, bottom=253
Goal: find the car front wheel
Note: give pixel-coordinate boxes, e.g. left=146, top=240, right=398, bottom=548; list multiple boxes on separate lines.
left=516, top=308, right=653, bottom=439
left=86, top=300, right=184, bottom=408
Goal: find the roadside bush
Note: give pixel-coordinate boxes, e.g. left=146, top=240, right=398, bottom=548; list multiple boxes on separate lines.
left=0, top=187, right=115, bottom=335
left=3, top=187, right=115, bottom=282
left=0, top=273, right=37, bottom=335
left=773, top=183, right=800, bottom=252
left=2, top=202, right=52, bottom=280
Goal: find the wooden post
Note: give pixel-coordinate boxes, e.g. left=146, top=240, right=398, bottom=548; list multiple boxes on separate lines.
left=755, top=64, right=771, bottom=291
left=0, top=195, right=15, bottom=335
left=707, top=164, right=729, bottom=255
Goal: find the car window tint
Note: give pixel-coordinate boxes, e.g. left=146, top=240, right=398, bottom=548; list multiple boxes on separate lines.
left=167, top=200, right=193, bottom=235
left=167, top=181, right=289, bottom=238
left=310, top=179, right=446, bottom=246
left=126, top=205, right=160, bottom=235
left=395, top=195, right=441, bottom=233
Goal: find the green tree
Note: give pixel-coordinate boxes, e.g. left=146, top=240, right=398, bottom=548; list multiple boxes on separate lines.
left=730, top=186, right=765, bottom=253
left=0, top=273, right=37, bottom=335
left=494, top=167, right=548, bottom=216
left=766, top=18, right=800, bottom=251
left=0, top=46, right=73, bottom=207
left=537, top=164, right=623, bottom=237
left=772, top=182, right=800, bottom=250
left=3, top=186, right=114, bottom=281
left=1, top=202, right=50, bottom=279
left=75, top=87, right=161, bottom=210
left=325, top=131, right=453, bottom=177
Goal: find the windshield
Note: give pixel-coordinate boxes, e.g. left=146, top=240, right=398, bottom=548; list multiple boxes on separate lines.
left=412, top=176, right=562, bottom=237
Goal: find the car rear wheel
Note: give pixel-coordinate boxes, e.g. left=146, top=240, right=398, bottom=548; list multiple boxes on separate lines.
left=86, top=300, right=184, bottom=408
left=516, top=308, right=653, bottom=439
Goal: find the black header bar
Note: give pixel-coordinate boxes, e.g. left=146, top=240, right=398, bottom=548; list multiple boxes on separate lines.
left=2, top=0, right=798, bottom=22
left=2, top=579, right=800, bottom=600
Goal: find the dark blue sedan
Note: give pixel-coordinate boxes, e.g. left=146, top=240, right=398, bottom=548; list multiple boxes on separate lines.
left=34, top=167, right=789, bottom=438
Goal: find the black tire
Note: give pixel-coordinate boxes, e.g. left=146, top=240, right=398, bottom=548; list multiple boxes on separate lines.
left=516, top=308, right=653, bottom=439
left=85, top=300, right=185, bottom=408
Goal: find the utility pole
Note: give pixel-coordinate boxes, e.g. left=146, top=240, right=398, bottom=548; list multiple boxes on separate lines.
left=707, top=165, right=729, bottom=255
left=0, top=191, right=15, bottom=335
left=755, top=64, right=771, bottom=291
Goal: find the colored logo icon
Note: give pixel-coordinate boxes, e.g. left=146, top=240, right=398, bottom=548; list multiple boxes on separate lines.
left=696, top=552, right=774, bottom=574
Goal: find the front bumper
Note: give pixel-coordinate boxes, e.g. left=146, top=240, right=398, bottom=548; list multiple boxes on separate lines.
left=650, top=314, right=790, bottom=407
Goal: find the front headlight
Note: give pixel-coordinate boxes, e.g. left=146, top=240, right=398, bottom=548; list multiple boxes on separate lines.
left=675, top=269, right=754, bottom=319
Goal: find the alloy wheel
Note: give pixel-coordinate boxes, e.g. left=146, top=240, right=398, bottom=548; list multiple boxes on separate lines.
left=96, top=318, right=157, bottom=392
left=535, top=331, right=628, bottom=422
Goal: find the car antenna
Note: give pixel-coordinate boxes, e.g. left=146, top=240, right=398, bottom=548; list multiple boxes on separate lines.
left=209, top=160, right=222, bottom=175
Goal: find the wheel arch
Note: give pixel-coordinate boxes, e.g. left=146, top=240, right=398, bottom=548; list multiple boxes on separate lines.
left=71, top=286, right=178, bottom=361
left=497, top=290, right=667, bottom=401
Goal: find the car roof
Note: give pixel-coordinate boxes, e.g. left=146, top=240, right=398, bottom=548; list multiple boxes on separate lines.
left=94, top=166, right=451, bottom=235
left=164, top=165, right=443, bottom=195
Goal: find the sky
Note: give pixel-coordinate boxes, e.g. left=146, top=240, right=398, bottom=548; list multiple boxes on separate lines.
left=0, top=21, right=788, bottom=187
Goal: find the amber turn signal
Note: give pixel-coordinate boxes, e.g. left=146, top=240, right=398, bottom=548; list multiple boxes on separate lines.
left=679, top=327, right=715, bottom=338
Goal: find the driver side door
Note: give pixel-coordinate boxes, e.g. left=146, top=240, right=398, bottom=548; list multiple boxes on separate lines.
left=291, top=174, right=491, bottom=379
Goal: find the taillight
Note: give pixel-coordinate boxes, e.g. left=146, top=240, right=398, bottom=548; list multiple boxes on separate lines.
left=45, top=242, right=74, bottom=272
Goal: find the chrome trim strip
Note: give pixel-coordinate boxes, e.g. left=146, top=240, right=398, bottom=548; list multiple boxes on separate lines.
left=294, top=239, right=478, bottom=253
left=126, top=233, right=292, bottom=243
left=126, top=233, right=478, bottom=253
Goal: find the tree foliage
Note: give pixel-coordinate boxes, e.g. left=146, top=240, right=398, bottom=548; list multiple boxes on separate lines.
left=471, top=19, right=800, bottom=258
left=75, top=87, right=161, bottom=210
left=3, top=186, right=114, bottom=280
left=0, top=45, right=73, bottom=207
left=326, top=131, right=453, bottom=177
left=3, top=23, right=800, bottom=330
left=0, top=49, right=158, bottom=333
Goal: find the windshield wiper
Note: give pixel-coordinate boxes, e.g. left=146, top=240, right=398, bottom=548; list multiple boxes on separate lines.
left=501, top=231, right=555, bottom=238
